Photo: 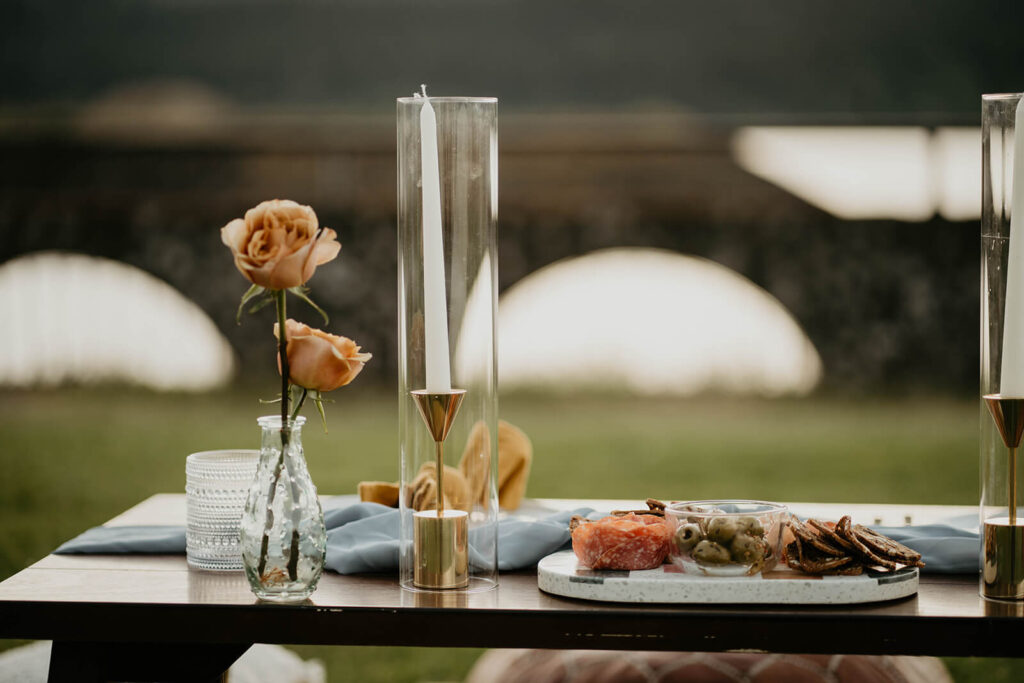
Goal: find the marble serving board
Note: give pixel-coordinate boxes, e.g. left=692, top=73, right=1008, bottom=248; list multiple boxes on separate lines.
left=537, top=550, right=918, bottom=605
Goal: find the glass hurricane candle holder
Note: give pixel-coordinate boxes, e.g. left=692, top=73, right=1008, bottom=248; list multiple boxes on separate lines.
left=982, top=93, right=1024, bottom=600
left=397, top=94, right=499, bottom=592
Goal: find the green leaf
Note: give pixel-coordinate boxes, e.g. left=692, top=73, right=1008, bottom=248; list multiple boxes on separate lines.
left=288, top=286, right=329, bottom=326
left=235, top=284, right=266, bottom=324
left=247, top=296, right=275, bottom=316
left=313, top=391, right=329, bottom=433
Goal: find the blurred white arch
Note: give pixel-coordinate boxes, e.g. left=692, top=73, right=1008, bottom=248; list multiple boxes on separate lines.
left=0, top=252, right=234, bottom=391
left=496, top=248, right=822, bottom=396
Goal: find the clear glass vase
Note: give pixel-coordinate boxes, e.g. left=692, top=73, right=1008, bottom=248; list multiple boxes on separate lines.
left=240, top=415, right=326, bottom=602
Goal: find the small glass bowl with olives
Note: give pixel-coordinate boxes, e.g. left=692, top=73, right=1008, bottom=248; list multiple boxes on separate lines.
left=665, top=500, right=788, bottom=577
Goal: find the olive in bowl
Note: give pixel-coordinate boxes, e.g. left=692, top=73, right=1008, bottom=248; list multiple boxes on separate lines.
left=665, top=500, right=788, bottom=577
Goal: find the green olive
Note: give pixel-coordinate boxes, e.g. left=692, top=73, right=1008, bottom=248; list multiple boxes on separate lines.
left=730, top=533, right=766, bottom=564
left=737, top=516, right=765, bottom=537
left=707, top=517, right=738, bottom=544
left=693, top=539, right=731, bottom=565
left=673, top=523, right=702, bottom=553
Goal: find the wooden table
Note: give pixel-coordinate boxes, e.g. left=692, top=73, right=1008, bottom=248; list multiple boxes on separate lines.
left=0, top=495, right=1018, bottom=682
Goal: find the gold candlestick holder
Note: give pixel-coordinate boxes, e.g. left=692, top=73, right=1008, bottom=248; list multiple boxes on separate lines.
left=983, top=395, right=1024, bottom=599
left=411, top=389, right=468, bottom=589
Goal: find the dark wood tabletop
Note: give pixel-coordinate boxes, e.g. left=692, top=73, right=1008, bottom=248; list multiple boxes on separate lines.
left=0, top=495, right=1018, bottom=681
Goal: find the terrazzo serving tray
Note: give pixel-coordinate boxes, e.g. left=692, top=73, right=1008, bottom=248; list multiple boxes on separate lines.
left=537, top=550, right=918, bottom=605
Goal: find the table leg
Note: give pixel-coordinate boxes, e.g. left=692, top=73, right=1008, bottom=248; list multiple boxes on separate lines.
left=47, top=641, right=250, bottom=682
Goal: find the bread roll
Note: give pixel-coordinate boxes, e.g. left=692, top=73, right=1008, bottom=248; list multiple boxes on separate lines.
left=407, top=462, right=471, bottom=512
left=460, top=421, right=491, bottom=505
left=458, top=419, right=533, bottom=510
left=358, top=481, right=401, bottom=507
left=496, top=420, right=532, bottom=510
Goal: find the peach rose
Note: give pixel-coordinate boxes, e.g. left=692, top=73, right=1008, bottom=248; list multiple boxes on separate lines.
left=275, top=319, right=371, bottom=392
left=221, top=199, right=341, bottom=290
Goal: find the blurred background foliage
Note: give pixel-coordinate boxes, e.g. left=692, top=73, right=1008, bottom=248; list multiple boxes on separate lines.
left=3, top=0, right=1024, bottom=680
left=2, top=0, right=1013, bottom=393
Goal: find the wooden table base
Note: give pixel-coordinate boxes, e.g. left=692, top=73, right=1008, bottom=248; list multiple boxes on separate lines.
left=47, top=641, right=249, bottom=683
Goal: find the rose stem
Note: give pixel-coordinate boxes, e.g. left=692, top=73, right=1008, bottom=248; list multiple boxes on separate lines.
left=286, top=388, right=308, bottom=582
left=258, top=290, right=292, bottom=579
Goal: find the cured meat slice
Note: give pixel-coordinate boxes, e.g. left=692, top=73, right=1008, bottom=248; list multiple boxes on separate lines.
left=571, top=513, right=671, bottom=570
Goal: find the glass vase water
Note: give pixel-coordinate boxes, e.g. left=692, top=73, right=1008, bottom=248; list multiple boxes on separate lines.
left=240, top=415, right=326, bottom=602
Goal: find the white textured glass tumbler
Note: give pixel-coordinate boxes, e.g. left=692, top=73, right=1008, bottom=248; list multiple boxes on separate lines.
left=186, top=450, right=259, bottom=570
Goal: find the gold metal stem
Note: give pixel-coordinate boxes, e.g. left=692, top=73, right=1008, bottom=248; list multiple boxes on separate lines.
left=435, top=440, right=445, bottom=517
left=1012, top=445, right=1018, bottom=525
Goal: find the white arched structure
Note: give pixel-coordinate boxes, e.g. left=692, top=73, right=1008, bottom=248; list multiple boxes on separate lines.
left=496, top=248, right=822, bottom=396
left=0, top=252, right=234, bottom=390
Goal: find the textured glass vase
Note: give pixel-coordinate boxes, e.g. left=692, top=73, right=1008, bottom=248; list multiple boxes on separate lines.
left=240, top=415, right=326, bottom=602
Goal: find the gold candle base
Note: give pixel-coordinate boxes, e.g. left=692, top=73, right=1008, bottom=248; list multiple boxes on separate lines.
left=983, top=395, right=1024, bottom=599
left=983, top=518, right=1024, bottom=599
left=414, top=509, right=469, bottom=589
left=410, top=389, right=468, bottom=590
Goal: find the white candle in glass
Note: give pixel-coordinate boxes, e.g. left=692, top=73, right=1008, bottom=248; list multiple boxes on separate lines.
left=419, top=88, right=452, bottom=393
left=1001, top=100, right=1024, bottom=397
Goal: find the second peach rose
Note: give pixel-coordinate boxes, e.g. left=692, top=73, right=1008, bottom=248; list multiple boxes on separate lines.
left=275, top=319, right=371, bottom=392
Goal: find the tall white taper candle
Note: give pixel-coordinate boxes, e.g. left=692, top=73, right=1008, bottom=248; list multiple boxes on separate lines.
left=1001, top=99, right=1024, bottom=397
left=419, top=86, right=452, bottom=393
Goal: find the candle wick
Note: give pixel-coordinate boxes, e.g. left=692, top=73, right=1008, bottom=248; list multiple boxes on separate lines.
left=420, top=84, right=428, bottom=98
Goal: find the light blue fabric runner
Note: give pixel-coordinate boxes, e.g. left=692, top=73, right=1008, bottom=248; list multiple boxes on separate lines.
left=870, top=524, right=979, bottom=574
left=323, top=503, right=594, bottom=573
left=55, top=502, right=595, bottom=574
left=55, top=525, right=186, bottom=554
left=53, top=503, right=982, bottom=574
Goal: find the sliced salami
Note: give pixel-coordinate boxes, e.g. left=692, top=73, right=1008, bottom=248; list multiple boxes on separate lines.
left=571, top=514, right=671, bottom=570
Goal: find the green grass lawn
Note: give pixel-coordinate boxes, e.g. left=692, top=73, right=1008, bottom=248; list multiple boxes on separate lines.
left=0, top=388, right=1012, bottom=681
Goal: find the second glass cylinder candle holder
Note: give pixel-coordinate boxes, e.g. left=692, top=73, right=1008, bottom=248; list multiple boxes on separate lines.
left=982, top=92, right=1024, bottom=600
left=397, top=95, right=499, bottom=592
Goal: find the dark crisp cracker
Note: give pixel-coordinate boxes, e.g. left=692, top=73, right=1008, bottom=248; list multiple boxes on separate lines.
left=801, top=552, right=854, bottom=573
left=784, top=540, right=804, bottom=571
left=569, top=515, right=588, bottom=531
left=611, top=498, right=667, bottom=518
left=611, top=509, right=665, bottom=518
left=791, top=517, right=848, bottom=557
left=786, top=515, right=922, bottom=576
left=852, top=525, right=924, bottom=567
left=835, top=516, right=900, bottom=571
left=785, top=536, right=860, bottom=575
left=808, top=518, right=856, bottom=552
